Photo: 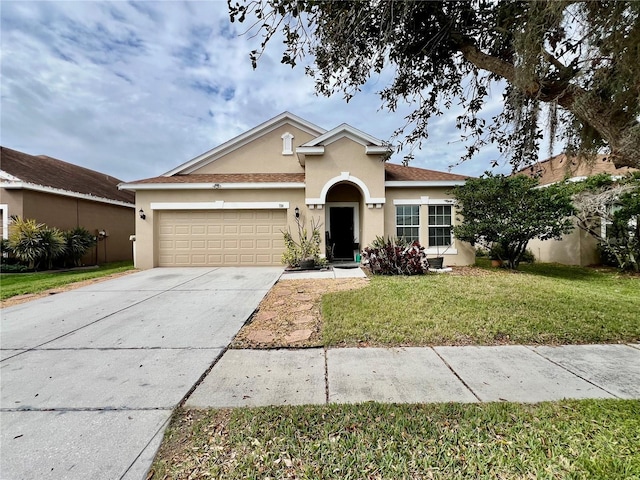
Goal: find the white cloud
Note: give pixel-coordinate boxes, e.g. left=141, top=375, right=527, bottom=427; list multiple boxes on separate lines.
left=1, top=1, right=520, bottom=182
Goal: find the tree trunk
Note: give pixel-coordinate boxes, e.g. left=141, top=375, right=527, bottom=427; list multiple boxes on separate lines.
left=458, top=43, right=639, bottom=170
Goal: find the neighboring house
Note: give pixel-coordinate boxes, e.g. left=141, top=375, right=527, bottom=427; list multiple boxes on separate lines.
left=120, top=112, right=474, bottom=269
left=519, top=153, right=638, bottom=266
left=0, top=146, right=135, bottom=264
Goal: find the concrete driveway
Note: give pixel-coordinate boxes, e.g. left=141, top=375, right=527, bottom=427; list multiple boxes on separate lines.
left=0, top=267, right=282, bottom=480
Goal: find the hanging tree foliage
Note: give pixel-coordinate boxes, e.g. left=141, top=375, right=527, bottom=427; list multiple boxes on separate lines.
left=228, top=0, right=640, bottom=170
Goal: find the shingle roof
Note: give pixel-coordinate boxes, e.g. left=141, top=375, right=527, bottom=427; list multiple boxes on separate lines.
left=384, top=163, right=468, bottom=181
left=1, top=146, right=134, bottom=204
left=127, top=173, right=306, bottom=184
left=125, top=163, right=467, bottom=186
left=516, top=153, right=638, bottom=186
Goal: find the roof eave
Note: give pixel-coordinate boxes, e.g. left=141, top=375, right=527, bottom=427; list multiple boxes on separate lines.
left=385, top=180, right=466, bottom=187
left=118, top=181, right=306, bottom=191
left=2, top=181, right=135, bottom=208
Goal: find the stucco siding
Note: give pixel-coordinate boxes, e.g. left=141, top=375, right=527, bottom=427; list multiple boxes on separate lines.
left=304, top=138, right=386, bottom=201
left=191, top=125, right=312, bottom=174
left=384, top=187, right=475, bottom=266
left=0, top=189, right=24, bottom=230
left=528, top=223, right=600, bottom=266
left=0, top=189, right=134, bottom=264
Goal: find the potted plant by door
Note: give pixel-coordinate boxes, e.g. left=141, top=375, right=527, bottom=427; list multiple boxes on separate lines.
left=281, top=215, right=323, bottom=270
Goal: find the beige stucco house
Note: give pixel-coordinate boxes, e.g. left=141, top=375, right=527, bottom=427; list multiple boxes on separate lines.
left=1, top=146, right=135, bottom=264
left=520, top=154, right=638, bottom=266
left=120, top=112, right=475, bottom=269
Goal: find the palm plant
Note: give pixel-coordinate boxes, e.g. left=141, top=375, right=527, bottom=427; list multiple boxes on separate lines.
left=7, top=216, right=67, bottom=270
left=39, top=227, right=66, bottom=270
left=8, top=216, right=45, bottom=269
left=63, top=227, right=96, bottom=266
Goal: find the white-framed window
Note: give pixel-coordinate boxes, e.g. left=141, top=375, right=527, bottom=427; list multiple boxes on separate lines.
left=396, top=205, right=420, bottom=242
left=428, top=205, right=452, bottom=247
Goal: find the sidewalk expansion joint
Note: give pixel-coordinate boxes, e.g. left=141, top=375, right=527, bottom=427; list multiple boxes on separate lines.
left=19, top=289, right=173, bottom=353
left=324, top=347, right=329, bottom=404
left=431, top=347, right=482, bottom=402
left=525, top=346, right=619, bottom=398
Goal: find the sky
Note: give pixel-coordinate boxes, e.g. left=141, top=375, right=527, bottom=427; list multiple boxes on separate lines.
left=1, top=1, right=521, bottom=182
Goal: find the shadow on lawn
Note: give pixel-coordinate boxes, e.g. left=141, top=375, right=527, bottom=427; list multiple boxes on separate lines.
left=517, top=263, right=616, bottom=281
left=475, top=258, right=615, bottom=282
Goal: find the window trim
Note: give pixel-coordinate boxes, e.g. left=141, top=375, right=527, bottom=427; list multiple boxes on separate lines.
left=395, top=204, right=421, bottom=243
left=392, top=198, right=458, bottom=253
left=428, top=204, right=453, bottom=250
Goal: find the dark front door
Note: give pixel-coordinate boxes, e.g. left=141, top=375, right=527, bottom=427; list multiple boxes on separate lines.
left=330, top=207, right=354, bottom=260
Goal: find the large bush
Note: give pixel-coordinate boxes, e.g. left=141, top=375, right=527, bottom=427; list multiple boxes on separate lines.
left=363, top=237, right=428, bottom=275
left=5, top=217, right=97, bottom=271
left=452, top=173, right=574, bottom=269
left=63, top=227, right=96, bottom=267
left=7, top=217, right=48, bottom=270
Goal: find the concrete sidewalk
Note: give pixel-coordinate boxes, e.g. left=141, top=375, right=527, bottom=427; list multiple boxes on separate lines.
left=186, top=343, right=640, bottom=408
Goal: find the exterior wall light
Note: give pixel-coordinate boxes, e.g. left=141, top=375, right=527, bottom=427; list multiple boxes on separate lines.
left=294, top=207, right=300, bottom=218
left=139, top=209, right=146, bottom=220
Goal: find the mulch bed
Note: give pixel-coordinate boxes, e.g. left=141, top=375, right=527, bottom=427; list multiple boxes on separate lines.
left=231, top=265, right=499, bottom=349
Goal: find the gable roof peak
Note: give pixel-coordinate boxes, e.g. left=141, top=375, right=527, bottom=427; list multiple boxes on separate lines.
left=301, top=122, right=388, bottom=148
left=164, top=111, right=326, bottom=176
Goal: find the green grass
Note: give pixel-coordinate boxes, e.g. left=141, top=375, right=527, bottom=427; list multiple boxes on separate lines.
left=322, top=262, right=640, bottom=346
left=0, top=261, right=135, bottom=300
left=151, top=399, right=640, bottom=479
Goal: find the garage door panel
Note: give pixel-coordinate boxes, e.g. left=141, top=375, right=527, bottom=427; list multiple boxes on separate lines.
left=158, top=210, right=286, bottom=266
left=224, top=239, right=238, bottom=249
left=208, top=254, right=223, bottom=263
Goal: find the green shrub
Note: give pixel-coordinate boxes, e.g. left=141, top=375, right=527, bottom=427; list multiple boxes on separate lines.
left=8, top=217, right=46, bottom=269
left=0, top=263, right=30, bottom=273
left=63, top=227, right=96, bottom=266
left=520, top=249, right=536, bottom=264
left=39, top=227, right=66, bottom=270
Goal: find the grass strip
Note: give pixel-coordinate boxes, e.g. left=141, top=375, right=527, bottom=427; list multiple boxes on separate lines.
left=0, top=261, right=134, bottom=300
left=322, top=263, right=640, bottom=346
left=151, top=399, right=640, bottom=479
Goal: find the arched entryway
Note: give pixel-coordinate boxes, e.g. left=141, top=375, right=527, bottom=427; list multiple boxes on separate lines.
left=325, top=183, right=363, bottom=260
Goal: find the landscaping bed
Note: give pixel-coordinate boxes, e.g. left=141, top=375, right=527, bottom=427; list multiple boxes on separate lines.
left=231, top=278, right=369, bottom=349
left=234, top=263, right=639, bottom=348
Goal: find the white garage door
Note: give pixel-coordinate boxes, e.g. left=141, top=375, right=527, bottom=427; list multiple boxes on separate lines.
left=157, top=210, right=286, bottom=266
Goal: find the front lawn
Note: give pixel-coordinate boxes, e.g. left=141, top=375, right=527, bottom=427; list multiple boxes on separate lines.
left=0, top=261, right=135, bottom=300
left=150, top=399, right=640, bottom=479
left=321, top=263, right=640, bottom=346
